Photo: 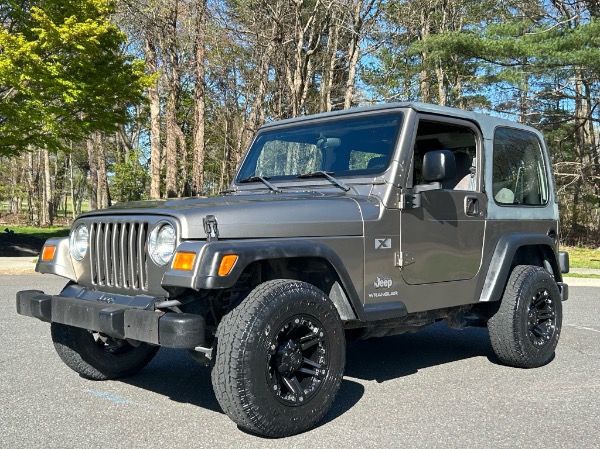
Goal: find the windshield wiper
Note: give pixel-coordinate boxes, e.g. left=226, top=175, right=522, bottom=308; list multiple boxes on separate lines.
left=238, top=176, right=281, bottom=193
left=297, top=171, right=350, bottom=192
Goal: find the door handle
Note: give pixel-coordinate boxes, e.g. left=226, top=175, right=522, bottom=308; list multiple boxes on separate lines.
left=464, top=195, right=479, bottom=217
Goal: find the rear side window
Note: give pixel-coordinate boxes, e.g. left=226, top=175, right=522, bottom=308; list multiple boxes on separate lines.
left=492, top=128, right=549, bottom=206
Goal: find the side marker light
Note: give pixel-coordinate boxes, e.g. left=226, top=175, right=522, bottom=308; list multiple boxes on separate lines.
left=41, top=245, right=57, bottom=261
left=218, top=255, right=238, bottom=276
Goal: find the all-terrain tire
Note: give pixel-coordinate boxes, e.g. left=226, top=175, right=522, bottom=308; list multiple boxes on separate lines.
left=488, top=265, right=562, bottom=368
left=211, top=280, right=345, bottom=438
left=51, top=323, right=159, bottom=380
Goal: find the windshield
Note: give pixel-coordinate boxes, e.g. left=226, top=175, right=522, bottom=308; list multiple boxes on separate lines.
left=236, top=112, right=403, bottom=183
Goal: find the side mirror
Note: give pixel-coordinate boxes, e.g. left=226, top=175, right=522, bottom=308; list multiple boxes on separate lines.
left=423, top=150, right=456, bottom=182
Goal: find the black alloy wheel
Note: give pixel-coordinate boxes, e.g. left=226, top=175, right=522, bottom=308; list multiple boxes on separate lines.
left=527, top=287, right=558, bottom=348
left=267, top=315, right=329, bottom=406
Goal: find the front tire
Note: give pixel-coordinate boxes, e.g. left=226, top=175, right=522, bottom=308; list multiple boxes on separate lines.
left=51, top=323, right=159, bottom=380
left=488, top=265, right=562, bottom=368
left=212, top=280, right=345, bottom=437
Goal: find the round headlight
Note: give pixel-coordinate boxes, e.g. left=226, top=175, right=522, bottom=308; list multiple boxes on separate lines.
left=148, top=222, right=176, bottom=266
left=69, top=223, right=89, bottom=261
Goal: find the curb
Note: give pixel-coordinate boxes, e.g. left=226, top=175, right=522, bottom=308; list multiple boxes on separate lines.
left=0, top=257, right=38, bottom=275
left=561, top=277, right=600, bottom=287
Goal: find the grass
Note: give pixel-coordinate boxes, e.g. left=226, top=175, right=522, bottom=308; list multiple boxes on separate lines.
left=562, top=272, right=600, bottom=279
left=561, top=246, right=600, bottom=270
left=3, top=225, right=70, bottom=240
left=2, top=226, right=599, bottom=273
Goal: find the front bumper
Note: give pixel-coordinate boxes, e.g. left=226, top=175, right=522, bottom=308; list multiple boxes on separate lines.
left=16, top=286, right=205, bottom=349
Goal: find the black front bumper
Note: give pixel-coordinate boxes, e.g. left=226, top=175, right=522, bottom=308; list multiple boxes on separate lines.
left=16, top=287, right=205, bottom=349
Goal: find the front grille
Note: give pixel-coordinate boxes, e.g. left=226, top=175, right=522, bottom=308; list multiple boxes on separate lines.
left=89, top=221, right=149, bottom=291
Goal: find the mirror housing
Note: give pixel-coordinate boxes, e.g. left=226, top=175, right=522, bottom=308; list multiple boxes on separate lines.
left=423, top=150, right=456, bottom=182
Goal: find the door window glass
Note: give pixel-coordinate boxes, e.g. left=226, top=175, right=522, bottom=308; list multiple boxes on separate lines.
left=412, top=121, right=477, bottom=189
left=493, top=128, right=549, bottom=205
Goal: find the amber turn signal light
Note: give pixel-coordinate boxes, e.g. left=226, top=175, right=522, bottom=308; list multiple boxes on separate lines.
left=172, top=251, right=196, bottom=271
left=218, top=254, right=238, bottom=276
left=41, top=245, right=57, bottom=261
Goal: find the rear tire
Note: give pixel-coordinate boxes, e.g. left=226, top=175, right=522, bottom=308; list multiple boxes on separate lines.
left=488, top=265, right=562, bottom=368
left=212, top=280, right=345, bottom=437
left=51, top=323, right=159, bottom=380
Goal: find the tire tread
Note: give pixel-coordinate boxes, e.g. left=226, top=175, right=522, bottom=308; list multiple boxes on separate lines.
left=488, top=265, right=561, bottom=368
left=211, top=279, right=345, bottom=437
left=51, top=323, right=159, bottom=380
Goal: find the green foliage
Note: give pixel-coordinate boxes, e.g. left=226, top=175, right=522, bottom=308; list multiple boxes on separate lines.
left=562, top=273, right=600, bottom=279
left=563, top=246, right=600, bottom=267
left=3, top=225, right=69, bottom=239
left=110, top=149, right=149, bottom=203
left=0, top=0, right=148, bottom=155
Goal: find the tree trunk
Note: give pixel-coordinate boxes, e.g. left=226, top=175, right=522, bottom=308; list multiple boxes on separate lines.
left=164, top=5, right=181, bottom=198
left=322, top=18, right=339, bottom=112
left=96, top=133, right=109, bottom=209
left=419, top=7, right=431, bottom=103
left=26, top=150, right=37, bottom=225
left=69, top=150, right=75, bottom=219
left=240, top=20, right=279, bottom=159
left=191, top=0, right=207, bottom=195
left=42, top=148, right=52, bottom=226
left=435, top=61, right=446, bottom=106
left=165, top=87, right=179, bottom=198
left=285, top=0, right=322, bottom=117
left=345, top=0, right=374, bottom=109
left=176, top=124, right=188, bottom=197
left=9, top=157, right=19, bottom=214
left=87, top=136, right=98, bottom=211
left=145, top=38, right=162, bottom=199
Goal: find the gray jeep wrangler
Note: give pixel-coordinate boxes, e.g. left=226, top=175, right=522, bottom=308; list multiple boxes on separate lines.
left=17, top=103, right=569, bottom=437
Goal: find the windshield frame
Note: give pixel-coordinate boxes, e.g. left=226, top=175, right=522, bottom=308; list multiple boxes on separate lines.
left=234, top=110, right=404, bottom=188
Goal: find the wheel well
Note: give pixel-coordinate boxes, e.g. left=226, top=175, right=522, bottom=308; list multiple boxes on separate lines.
left=479, top=239, right=562, bottom=304
left=512, top=244, right=561, bottom=280
left=238, top=257, right=358, bottom=321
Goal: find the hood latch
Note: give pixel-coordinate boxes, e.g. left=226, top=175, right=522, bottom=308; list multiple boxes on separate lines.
left=203, top=215, right=219, bottom=241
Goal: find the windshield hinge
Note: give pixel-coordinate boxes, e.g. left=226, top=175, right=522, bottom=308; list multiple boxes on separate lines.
left=399, top=190, right=421, bottom=209
left=395, top=251, right=415, bottom=268
left=203, top=215, right=219, bottom=241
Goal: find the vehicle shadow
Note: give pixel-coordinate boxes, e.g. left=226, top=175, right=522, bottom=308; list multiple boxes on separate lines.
left=123, top=349, right=222, bottom=413
left=123, top=348, right=367, bottom=424
left=344, top=322, right=496, bottom=383
left=121, top=322, right=495, bottom=428
left=318, top=379, right=365, bottom=427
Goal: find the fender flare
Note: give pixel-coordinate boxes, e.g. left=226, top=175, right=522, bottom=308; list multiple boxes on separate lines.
left=478, top=233, right=559, bottom=303
left=162, top=239, right=365, bottom=321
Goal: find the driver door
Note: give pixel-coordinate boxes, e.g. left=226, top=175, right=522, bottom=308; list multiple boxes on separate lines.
left=400, top=117, right=486, bottom=285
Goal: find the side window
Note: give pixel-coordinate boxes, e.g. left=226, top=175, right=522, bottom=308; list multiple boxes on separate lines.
left=412, top=120, right=477, bottom=189
left=493, top=128, right=549, bottom=206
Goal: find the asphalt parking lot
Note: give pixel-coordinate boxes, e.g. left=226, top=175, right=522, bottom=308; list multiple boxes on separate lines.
left=1, top=274, right=599, bottom=449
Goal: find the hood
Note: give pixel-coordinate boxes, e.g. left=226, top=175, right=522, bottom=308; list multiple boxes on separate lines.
left=79, top=191, right=379, bottom=239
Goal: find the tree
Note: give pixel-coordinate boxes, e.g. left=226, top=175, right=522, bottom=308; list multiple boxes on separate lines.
left=0, top=0, right=148, bottom=155
left=1, top=0, right=149, bottom=223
